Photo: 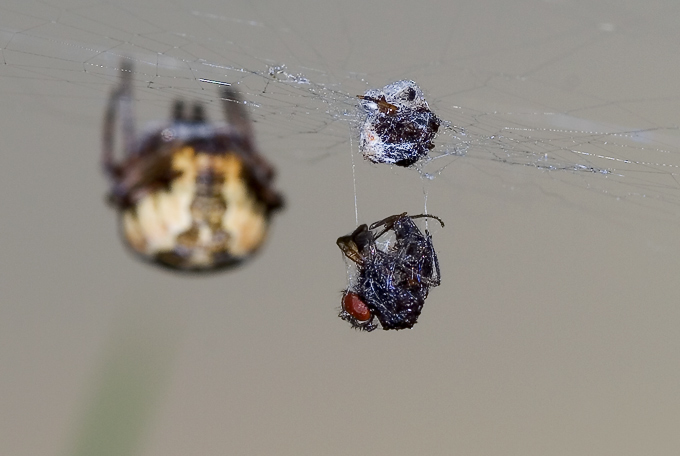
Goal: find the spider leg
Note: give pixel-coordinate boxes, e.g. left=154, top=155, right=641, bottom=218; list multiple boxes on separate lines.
left=221, top=88, right=256, bottom=153
left=102, top=79, right=121, bottom=177
left=171, top=100, right=185, bottom=121
left=102, top=60, right=137, bottom=177
left=220, top=87, right=283, bottom=209
left=191, top=103, right=206, bottom=123
left=118, top=61, right=137, bottom=158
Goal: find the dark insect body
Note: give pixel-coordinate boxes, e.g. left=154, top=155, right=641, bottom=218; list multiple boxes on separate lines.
left=103, top=61, right=283, bottom=271
left=358, top=80, right=441, bottom=167
left=337, top=213, right=444, bottom=331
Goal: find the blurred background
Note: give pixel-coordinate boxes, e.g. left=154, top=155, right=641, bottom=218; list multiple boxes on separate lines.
left=2, top=0, right=680, bottom=455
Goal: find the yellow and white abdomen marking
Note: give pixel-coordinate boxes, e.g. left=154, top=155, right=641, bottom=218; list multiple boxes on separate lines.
left=121, top=146, right=269, bottom=270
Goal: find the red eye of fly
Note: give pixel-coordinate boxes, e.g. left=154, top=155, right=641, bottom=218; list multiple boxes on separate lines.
left=342, top=292, right=371, bottom=322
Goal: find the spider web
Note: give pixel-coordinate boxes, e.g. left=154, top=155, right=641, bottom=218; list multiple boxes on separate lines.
left=2, top=0, right=680, bottom=222
left=4, top=3, right=680, bottom=453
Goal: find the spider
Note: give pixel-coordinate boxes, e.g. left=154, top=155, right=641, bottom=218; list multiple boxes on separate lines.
left=336, top=213, right=444, bottom=331
left=358, top=80, right=441, bottom=167
left=102, top=61, right=283, bottom=271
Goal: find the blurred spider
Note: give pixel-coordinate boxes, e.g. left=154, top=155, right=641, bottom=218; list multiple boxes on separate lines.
left=336, top=213, right=444, bottom=331
left=102, top=61, right=283, bottom=271
left=358, top=80, right=441, bottom=167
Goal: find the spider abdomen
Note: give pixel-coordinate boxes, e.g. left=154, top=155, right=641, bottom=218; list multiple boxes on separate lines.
left=121, top=145, right=273, bottom=271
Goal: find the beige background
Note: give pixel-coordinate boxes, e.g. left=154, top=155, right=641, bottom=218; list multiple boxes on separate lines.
left=2, top=0, right=680, bottom=455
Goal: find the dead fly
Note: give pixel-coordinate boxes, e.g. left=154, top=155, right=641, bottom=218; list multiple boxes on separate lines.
left=336, top=213, right=444, bottom=331
left=102, top=61, right=283, bottom=271
left=358, top=80, right=441, bottom=167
